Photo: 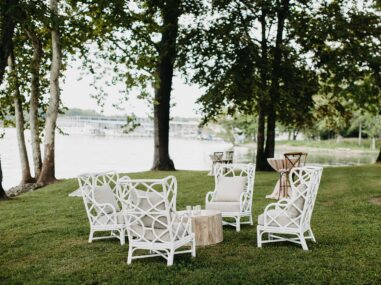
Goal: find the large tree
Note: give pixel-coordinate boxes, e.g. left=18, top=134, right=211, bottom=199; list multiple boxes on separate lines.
left=0, top=0, right=18, bottom=198
left=78, top=0, right=203, bottom=170
left=292, top=0, right=381, bottom=162
left=37, top=0, right=62, bottom=184
left=179, top=0, right=318, bottom=170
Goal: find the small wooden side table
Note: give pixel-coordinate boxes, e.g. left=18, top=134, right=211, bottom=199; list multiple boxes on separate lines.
left=178, top=210, right=223, bottom=246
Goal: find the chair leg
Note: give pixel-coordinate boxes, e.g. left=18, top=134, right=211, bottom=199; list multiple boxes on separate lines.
left=308, top=229, right=316, bottom=242
left=299, top=234, right=309, bottom=251
left=249, top=215, right=253, bottom=226
left=120, top=230, right=125, bottom=245
left=191, top=237, right=196, bottom=257
left=88, top=230, right=94, bottom=243
left=127, top=246, right=133, bottom=265
left=257, top=228, right=262, bottom=248
left=167, top=249, right=174, bottom=266
left=236, top=217, right=240, bottom=232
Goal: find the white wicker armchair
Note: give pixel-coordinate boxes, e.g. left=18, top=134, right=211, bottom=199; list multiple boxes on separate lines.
left=77, top=171, right=127, bottom=245
left=205, top=163, right=256, bottom=232
left=257, top=166, right=323, bottom=250
left=118, top=176, right=195, bottom=266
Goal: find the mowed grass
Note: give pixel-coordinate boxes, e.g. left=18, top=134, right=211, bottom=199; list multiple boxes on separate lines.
left=0, top=165, right=380, bottom=285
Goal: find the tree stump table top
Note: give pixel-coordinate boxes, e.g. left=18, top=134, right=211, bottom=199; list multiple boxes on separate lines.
left=178, top=210, right=223, bottom=246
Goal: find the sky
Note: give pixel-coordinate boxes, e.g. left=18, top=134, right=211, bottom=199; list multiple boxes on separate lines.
left=61, top=64, right=204, bottom=118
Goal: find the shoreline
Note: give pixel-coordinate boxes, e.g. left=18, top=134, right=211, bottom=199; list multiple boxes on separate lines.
left=239, top=142, right=379, bottom=155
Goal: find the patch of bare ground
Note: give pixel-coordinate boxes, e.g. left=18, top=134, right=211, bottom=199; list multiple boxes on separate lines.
left=370, top=196, right=381, bottom=205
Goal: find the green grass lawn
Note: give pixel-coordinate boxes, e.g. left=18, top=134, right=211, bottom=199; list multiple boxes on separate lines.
left=1, top=165, right=380, bottom=284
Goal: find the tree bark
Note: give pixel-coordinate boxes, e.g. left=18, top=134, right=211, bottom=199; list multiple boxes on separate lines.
left=8, top=52, right=34, bottom=184
left=25, top=28, right=43, bottom=178
left=151, top=0, right=180, bottom=171
left=0, top=0, right=17, bottom=199
left=264, top=0, right=290, bottom=170
left=256, top=106, right=267, bottom=170
left=37, top=0, right=62, bottom=185
left=0, top=0, right=17, bottom=85
left=0, top=158, right=8, bottom=199
left=376, top=148, right=381, bottom=163
left=256, top=4, right=270, bottom=171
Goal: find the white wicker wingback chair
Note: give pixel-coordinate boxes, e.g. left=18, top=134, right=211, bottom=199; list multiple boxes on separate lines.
left=257, top=166, right=323, bottom=250
left=205, top=163, right=256, bottom=232
left=77, top=171, right=127, bottom=245
left=118, top=176, right=195, bottom=266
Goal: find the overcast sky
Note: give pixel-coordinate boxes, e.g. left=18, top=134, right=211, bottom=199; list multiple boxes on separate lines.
left=61, top=63, right=203, bottom=118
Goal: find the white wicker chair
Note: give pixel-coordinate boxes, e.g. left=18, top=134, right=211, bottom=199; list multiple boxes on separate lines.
left=77, top=171, right=127, bottom=245
left=118, top=176, right=195, bottom=266
left=205, top=163, right=256, bottom=232
left=257, top=166, right=323, bottom=250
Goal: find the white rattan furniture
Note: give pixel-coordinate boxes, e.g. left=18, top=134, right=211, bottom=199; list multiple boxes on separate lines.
left=257, top=166, right=323, bottom=250
left=118, top=176, right=196, bottom=266
left=205, top=163, right=256, bottom=232
left=77, top=171, right=127, bottom=245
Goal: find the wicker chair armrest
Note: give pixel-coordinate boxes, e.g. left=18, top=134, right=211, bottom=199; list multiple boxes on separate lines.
left=205, top=191, right=215, bottom=204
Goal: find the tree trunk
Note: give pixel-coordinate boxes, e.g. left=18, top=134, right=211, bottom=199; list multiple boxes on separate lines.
left=358, top=122, right=362, bottom=146
left=292, top=128, right=299, bottom=140
left=256, top=106, right=267, bottom=170
left=256, top=4, right=270, bottom=171
left=371, top=137, right=376, bottom=151
left=0, top=158, right=8, bottom=199
left=151, top=0, right=180, bottom=171
left=0, top=0, right=17, bottom=199
left=25, top=28, right=43, bottom=178
left=376, top=148, right=381, bottom=163
left=37, top=0, right=62, bottom=185
left=0, top=0, right=17, bottom=84
left=8, top=52, right=33, bottom=184
left=264, top=0, right=290, bottom=170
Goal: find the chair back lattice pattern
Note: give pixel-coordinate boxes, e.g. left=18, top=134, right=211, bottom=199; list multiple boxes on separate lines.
left=262, top=166, right=322, bottom=230
left=78, top=171, right=121, bottom=227
left=118, top=176, right=191, bottom=244
left=214, top=163, right=256, bottom=211
left=290, top=166, right=323, bottom=229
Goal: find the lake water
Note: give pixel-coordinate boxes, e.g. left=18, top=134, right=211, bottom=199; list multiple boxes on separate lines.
left=0, top=128, right=378, bottom=190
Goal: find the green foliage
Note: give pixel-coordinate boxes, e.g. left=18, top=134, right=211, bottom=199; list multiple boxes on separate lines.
left=214, top=114, right=258, bottom=144
left=122, top=113, right=141, bottom=134
left=0, top=166, right=381, bottom=283
left=292, top=0, right=381, bottom=112
left=72, top=0, right=205, bottom=111
left=178, top=0, right=319, bottom=130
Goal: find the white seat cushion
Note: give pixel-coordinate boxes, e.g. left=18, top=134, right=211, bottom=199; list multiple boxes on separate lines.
left=94, top=184, right=120, bottom=213
left=213, top=176, right=247, bottom=202
left=258, top=209, right=299, bottom=228
left=205, top=201, right=241, bottom=212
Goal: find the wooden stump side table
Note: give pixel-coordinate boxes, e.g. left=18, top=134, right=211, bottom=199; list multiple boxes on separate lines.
left=178, top=210, right=223, bottom=246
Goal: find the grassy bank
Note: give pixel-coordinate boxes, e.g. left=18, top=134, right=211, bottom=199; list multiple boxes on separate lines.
left=1, top=166, right=380, bottom=284
left=276, top=138, right=380, bottom=152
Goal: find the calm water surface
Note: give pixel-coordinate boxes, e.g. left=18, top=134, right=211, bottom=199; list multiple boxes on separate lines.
left=0, top=128, right=377, bottom=189
left=0, top=129, right=231, bottom=189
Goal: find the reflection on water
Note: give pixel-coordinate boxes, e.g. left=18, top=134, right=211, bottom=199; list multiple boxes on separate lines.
left=0, top=128, right=377, bottom=189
